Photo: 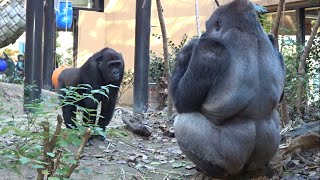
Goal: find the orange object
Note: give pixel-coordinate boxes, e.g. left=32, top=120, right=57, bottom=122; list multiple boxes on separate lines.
left=52, top=64, right=69, bottom=89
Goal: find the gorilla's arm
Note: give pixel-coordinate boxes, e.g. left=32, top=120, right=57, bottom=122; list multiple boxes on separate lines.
left=171, top=38, right=198, bottom=92
left=267, top=34, right=285, bottom=71
left=268, top=34, right=285, bottom=102
left=98, top=87, right=119, bottom=129
left=171, top=37, right=231, bottom=113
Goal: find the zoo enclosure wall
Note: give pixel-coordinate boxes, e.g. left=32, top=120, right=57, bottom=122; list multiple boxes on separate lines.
left=75, top=0, right=318, bottom=106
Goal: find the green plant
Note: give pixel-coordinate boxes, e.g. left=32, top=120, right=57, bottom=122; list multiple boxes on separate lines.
left=306, top=33, right=319, bottom=108
left=281, top=33, right=320, bottom=115
left=149, top=34, right=188, bottom=84
left=56, top=33, right=73, bottom=66
left=0, top=83, right=113, bottom=179
left=281, top=37, right=300, bottom=110
left=118, top=69, right=134, bottom=103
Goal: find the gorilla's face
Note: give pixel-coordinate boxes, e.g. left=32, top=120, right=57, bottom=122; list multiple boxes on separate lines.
left=96, top=49, right=124, bottom=84
left=103, top=60, right=124, bottom=82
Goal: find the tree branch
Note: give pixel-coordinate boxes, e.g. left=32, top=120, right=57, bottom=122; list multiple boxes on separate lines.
left=271, top=0, right=285, bottom=48
left=296, top=10, right=320, bottom=115
left=156, top=0, right=173, bottom=117
left=214, top=0, right=220, bottom=7
left=66, top=128, right=91, bottom=178
left=298, top=11, right=320, bottom=75
left=49, top=114, right=63, bottom=151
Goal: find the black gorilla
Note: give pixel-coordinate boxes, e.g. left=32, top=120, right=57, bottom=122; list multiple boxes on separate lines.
left=58, top=47, right=124, bottom=140
left=170, top=0, right=285, bottom=178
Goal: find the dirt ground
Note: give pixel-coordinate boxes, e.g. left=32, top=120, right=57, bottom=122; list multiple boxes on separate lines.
left=0, top=82, right=319, bottom=180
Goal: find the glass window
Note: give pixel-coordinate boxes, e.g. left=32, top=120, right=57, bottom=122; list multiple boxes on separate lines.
left=71, top=0, right=94, bottom=8
left=305, top=7, right=320, bottom=35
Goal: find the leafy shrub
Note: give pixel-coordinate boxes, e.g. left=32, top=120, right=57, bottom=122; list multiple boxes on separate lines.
left=118, top=69, right=134, bottom=104
left=0, top=83, right=113, bottom=178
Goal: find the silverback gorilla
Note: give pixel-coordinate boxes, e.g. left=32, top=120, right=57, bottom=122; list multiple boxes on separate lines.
left=170, top=0, right=285, bottom=178
left=58, top=48, right=124, bottom=140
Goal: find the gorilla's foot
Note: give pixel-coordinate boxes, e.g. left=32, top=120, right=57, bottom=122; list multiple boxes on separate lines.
left=193, top=165, right=231, bottom=180
left=243, top=166, right=274, bottom=179
left=86, top=135, right=106, bottom=146
left=190, top=171, right=219, bottom=180
left=87, top=139, right=94, bottom=146
left=92, top=134, right=107, bottom=141
left=88, top=134, right=107, bottom=141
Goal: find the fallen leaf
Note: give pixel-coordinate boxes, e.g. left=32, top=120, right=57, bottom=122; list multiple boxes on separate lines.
left=141, top=159, right=150, bottom=164
left=171, top=149, right=182, bottom=155
left=162, top=139, right=168, bottom=143
left=292, top=160, right=300, bottom=165
left=144, top=165, right=156, bottom=171
left=150, top=161, right=162, bottom=166
left=308, top=171, right=317, bottom=176
left=185, top=165, right=196, bottom=170
left=154, top=155, right=167, bottom=161
left=172, top=162, right=185, bottom=168
left=116, top=160, right=127, bottom=164
left=146, top=148, right=155, bottom=153
left=134, top=153, right=148, bottom=161
left=128, top=156, right=137, bottom=162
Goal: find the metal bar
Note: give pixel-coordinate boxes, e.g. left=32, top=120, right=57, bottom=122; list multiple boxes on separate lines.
left=296, top=8, right=306, bottom=46
left=43, top=0, right=56, bottom=90
left=133, top=0, right=152, bottom=113
left=24, top=0, right=44, bottom=111
left=73, top=10, right=79, bottom=67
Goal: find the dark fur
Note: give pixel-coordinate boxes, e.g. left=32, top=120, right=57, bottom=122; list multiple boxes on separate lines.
left=58, top=47, right=124, bottom=133
left=170, top=0, right=285, bottom=178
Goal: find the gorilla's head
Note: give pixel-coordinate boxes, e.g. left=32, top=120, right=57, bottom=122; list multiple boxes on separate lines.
left=204, top=0, right=261, bottom=40
left=97, top=48, right=124, bottom=83
left=101, top=59, right=124, bottom=82
left=81, top=47, right=125, bottom=85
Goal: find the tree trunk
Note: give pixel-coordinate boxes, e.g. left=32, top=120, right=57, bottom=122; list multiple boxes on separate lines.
left=271, top=0, right=285, bottom=47
left=296, top=11, right=320, bottom=116
left=155, top=0, right=173, bottom=117
left=195, top=0, right=201, bottom=37
left=271, top=0, right=290, bottom=126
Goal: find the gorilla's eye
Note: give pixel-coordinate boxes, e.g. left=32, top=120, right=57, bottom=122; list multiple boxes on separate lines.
left=97, top=57, right=103, bottom=64
left=214, top=20, right=221, bottom=30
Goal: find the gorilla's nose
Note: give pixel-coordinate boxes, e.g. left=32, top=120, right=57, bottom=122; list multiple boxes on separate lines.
left=113, top=71, right=119, bottom=75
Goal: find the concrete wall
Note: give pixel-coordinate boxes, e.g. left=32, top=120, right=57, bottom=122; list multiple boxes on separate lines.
left=76, top=0, right=310, bottom=105
left=77, top=0, right=218, bottom=105
left=77, top=10, right=107, bottom=67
